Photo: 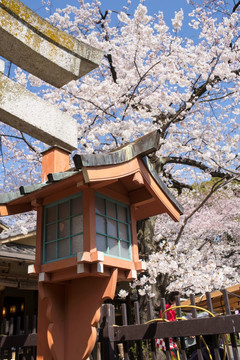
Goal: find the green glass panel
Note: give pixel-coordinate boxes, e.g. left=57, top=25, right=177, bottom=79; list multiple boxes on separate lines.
left=119, top=223, right=128, bottom=240
left=107, top=201, right=116, bottom=218
left=96, top=215, right=106, bottom=234
left=95, top=193, right=131, bottom=260
left=95, top=196, right=105, bottom=215
left=96, top=234, right=107, bottom=252
left=46, top=206, right=57, bottom=223
left=46, top=223, right=56, bottom=242
left=118, top=205, right=127, bottom=222
left=120, top=241, right=130, bottom=259
left=45, top=242, right=56, bottom=262
left=108, top=219, right=117, bottom=238
left=72, top=234, right=84, bottom=254
left=58, top=239, right=69, bottom=258
left=71, top=215, right=83, bottom=235
left=59, top=201, right=69, bottom=219
left=71, top=196, right=83, bottom=215
left=109, top=237, right=118, bottom=256
left=58, top=219, right=69, bottom=238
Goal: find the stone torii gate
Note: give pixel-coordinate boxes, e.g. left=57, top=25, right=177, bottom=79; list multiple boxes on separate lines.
left=0, top=0, right=103, bottom=150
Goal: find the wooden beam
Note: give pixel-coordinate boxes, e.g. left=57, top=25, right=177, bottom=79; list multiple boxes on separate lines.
left=97, top=188, right=129, bottom=205
left=90, top=179, right=118, bottom=189
left=129, top=187, right=152, bottom=205
left=0, top=206, right=8, bottom=216
left=134, top=202, right=165, bottom=221
left=132, top=172, right=144, bottom=186
left=0, top=203, right=33, bottom=216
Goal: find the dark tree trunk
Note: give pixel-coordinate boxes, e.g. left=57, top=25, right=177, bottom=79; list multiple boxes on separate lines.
left=136, top=218, right=170, bottom=321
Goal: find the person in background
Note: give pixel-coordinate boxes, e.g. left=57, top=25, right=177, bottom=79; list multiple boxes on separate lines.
left=156, top=291, right=180, bottom=359
left=160, top=291, right=180, bottom=321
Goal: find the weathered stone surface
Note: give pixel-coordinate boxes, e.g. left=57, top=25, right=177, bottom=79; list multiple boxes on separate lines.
left=0, top=0, right=103, bottom=87
left=0, top=73, right=78, bottom=151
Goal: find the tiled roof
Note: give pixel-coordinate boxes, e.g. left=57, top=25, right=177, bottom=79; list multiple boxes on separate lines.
left=0, top=242, right=35, bottom=261
left=0, top=224, right=36, bottom=240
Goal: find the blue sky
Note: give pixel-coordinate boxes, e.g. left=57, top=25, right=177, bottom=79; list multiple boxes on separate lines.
left=23, top=0, right=193, bottom=29
left=24, top=0, right=191, bottom=14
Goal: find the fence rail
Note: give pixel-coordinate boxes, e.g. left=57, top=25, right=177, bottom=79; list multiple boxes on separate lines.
left=113, top=315, right=240, bottom=340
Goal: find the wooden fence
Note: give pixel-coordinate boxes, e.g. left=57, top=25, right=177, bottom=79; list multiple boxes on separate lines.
left=99, top=288, right=240, bottom=360
left=0, top=288, right=239, bottom=359
left=0, top=315, right=37, bottom=360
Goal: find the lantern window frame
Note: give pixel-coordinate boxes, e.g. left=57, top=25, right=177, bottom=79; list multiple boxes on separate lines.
left=43, top=192, right=84, bottom=263
left=95, top=193, right=132, bottom=260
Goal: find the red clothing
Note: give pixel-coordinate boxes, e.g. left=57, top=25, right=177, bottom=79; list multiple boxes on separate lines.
left=160, top=303, right=176, bottom=322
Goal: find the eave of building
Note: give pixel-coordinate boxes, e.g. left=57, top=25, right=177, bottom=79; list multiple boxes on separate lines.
left=0, top=170, right=83, bottom=215
left=1, top=230, right=36, bottom=245
left=0, top=243, right=35, bottom=262
left=81, top=157, right=183, bottom=221
left=0, top=161, right=182, bottom=221
left=0, top=250, right=35, bottom=262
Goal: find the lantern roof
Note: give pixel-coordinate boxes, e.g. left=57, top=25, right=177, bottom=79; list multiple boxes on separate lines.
left=0, top=130, right=183, bottom=221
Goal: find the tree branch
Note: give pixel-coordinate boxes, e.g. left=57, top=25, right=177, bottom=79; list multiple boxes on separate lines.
left=20, top=132, right=38, bottom=153
left=161, top=167, right=193, bottom=195
left=98, top=9, right=118, bottom=83
left=174, top=174, right=239, bottom=245
left=0, top=133, right=37, bottom=153
left=160, top=156, right=230, bottom=179
left=232, top=0, right=240, bottom=12
left=68, top=91, right=117, bottom=119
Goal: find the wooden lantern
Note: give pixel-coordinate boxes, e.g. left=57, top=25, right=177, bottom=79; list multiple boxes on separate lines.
left=0, top=131, right=183, bottom=360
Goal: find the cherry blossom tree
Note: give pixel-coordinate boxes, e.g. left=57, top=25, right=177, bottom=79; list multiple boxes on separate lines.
left=134, top=179, right=240, bottom=301
left=1, top=0, right=240, bottom=296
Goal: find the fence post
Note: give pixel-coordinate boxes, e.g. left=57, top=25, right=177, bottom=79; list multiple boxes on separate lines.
left=121, top=303, right=130, bottom=360
left=134, top=301, right=143, bottom=360
left=100, top=303, right=116, bottom=360
left=175, top=295, right=187, bottom=360
left=9, top=318, right=14, bottom=360
left=222, top=289, right=239, bottom=360
left=31, top=314, right=37, bottom=360
left=15, top=317, right=21, bottom=360
left=206, top=291, right=221, bottom=360
left=160, top=298, right=171, bottom=360
left=147, top=299, right=157, bottom=360
left=9, top=318, right=14, bottom=336
left=190, top=294, right=204, bottom=360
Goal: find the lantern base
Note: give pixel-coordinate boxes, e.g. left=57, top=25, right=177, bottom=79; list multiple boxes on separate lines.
left=36, top=268, right=118, bottom=360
